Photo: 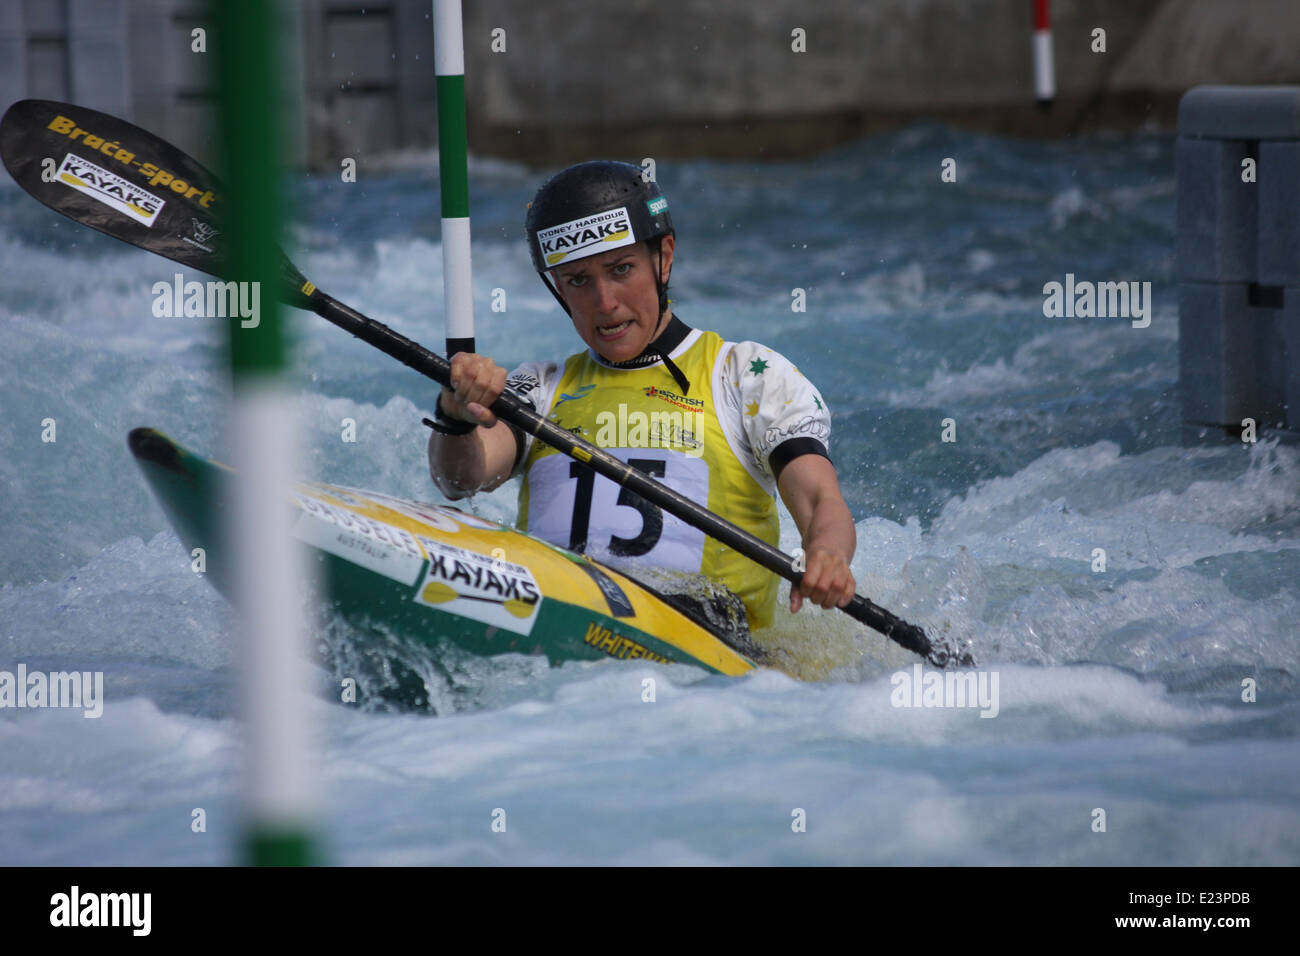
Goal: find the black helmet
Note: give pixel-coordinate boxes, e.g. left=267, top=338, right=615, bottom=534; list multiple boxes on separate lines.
left=526, top=160, right=673, bottom=274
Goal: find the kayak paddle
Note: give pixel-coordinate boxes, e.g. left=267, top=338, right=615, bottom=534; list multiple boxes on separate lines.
left=0, top=98, right=974, bottom=669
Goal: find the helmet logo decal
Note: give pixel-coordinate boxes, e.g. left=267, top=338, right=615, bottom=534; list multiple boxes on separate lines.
left=537, top=206, right=635, bottom=267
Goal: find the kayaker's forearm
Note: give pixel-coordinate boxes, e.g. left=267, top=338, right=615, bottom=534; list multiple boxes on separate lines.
left=776, top=455, right=856, bottom=562
left=774, top=454, right=858, bottom=611
left=428, top=429, right=488, bottom=498
left=800, top=494, right=856, bottom=563
left=429, top=427, right=510, bottom=497
left=428, top=354, right=519, bottom=498
left=428, top=420, right=517, bottom=498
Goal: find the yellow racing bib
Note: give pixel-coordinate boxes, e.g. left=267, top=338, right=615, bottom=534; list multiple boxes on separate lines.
left=519, top=330, right=782, bottom=628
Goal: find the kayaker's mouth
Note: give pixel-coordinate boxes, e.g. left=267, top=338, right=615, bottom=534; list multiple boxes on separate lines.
left=597, top=319, right=632, bottom=338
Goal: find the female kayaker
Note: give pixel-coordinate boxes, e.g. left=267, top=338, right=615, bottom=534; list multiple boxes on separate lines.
left=427, top=161, right=855, bottom=629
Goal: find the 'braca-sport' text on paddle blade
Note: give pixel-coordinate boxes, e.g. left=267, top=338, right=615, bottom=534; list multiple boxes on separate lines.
left=0, top=99, right=314, bottom=311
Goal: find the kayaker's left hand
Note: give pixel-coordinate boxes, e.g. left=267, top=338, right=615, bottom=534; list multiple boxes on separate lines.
left=441, top=352, right=508, bottom=428
left=790, top=547, right=856, bottom=613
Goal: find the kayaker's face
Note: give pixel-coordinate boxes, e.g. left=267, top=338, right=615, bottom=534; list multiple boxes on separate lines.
left=551, top=235, right=674, bottom=363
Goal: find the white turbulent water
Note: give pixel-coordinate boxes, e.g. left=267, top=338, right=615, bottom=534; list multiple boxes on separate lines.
left=1, top=126, right=1298, bottom=865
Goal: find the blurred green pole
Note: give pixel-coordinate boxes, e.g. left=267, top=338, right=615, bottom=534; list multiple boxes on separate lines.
left=212, top=0, right=319, bottom=866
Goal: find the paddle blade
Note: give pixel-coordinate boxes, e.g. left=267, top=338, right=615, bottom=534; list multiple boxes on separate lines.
left=0, top=99, right=314, bottom=310
left=1, top=99, right=229, bottom=271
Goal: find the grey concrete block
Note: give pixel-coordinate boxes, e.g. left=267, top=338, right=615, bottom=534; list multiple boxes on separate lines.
left=126, top=0, right=170, bottom=116
left=0, top=2, right=28, bottom=114
left=68, top=0, right=130, bottom=118
left=167, top=14, right=215, bottom=93
left=281, top=0, right=308, bottom=168
left=170, top=99, right=219, bottom=167
left=25, top=42, right=68, bottom=101
left=1178, top=85, right=1300, bottom=141
left=1179, top=281, right=1288, bottom=428
left=1285, top=288, right=1300, bottom=428
left=1176, top=137, right=1257, bottom=284
left=326, top=17, right=396, bottom=88
left=22, top=0, right=67, bottom=35
left=393, top=0, right=436, bottom=148
left=329, top=92, right=398, bottom=157
left=1259, top=140, right=1300, bottom=287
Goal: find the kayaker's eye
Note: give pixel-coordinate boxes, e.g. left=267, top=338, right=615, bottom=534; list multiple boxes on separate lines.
left=612, top=262, right=632, bottom=276
left=565, top=274, right=588, bottom=287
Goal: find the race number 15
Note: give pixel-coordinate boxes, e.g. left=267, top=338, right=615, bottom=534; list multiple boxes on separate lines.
left=568, top=459, right=665, bottom=557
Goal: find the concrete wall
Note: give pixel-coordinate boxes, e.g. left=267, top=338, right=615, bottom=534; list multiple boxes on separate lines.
left=0, top=0, right=423, bottom=167
left=462, top=0, right=1300, bottom=162
left=1, top=0, right=131, bottom=119
left=299, top=0, right=436, bottom=162
left=1, top=0, right=1299, bottom=168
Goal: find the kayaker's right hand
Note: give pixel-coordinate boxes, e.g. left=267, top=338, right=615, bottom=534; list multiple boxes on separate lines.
left=440, top=352, right=508, bottom=429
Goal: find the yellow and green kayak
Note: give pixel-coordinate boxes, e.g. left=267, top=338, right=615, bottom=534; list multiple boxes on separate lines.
left=128, top=428, right=764, bottom=676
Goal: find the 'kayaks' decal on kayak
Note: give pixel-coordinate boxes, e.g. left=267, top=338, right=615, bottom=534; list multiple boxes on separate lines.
left=415, top=538, right=541, bottom=636
left=293, top=494, right=426, bottom=586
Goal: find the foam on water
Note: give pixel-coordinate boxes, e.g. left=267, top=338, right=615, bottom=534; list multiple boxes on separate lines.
left=4, top=666, right=1294, bottom=865
left=2, top=126, right=1297, bottom=864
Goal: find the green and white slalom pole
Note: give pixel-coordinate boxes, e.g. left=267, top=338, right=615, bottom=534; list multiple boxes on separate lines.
left=434, top=0, right=475, bottom=357
left=213, top=0, right=319, bottom=866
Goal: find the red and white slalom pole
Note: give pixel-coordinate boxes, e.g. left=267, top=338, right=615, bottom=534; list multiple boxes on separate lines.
left=1032, top=0, right=1055, bottom=108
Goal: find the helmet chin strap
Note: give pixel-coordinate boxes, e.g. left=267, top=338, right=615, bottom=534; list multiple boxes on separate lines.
left=652, top=237, right=670, bottom=331
left=642, top=238, right=692, bottom=395
left=543, top=272, right=571, bottom=316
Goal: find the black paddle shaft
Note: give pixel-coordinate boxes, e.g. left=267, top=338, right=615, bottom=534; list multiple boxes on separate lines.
left=0, top=97, right=973, bottom=669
